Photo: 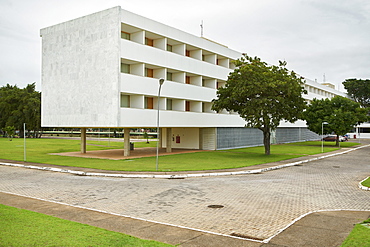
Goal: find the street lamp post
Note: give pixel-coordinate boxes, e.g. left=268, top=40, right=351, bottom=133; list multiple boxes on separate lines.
left=24, top=123, right=26, bottom=162
left=156, top=78, right=165, bottom=171
left=321, top=122, right=328, bottom=153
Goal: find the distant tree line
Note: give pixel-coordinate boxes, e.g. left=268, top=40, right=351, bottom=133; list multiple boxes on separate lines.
left=343, top=78, right=370, bottom=109
left=0, top=83, right=41, bottom=139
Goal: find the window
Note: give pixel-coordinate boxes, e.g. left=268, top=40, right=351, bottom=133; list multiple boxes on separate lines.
left=359, top=128, right=370, bottom=133
left=144, top=97, right=154, bottom=109
left=121, top=63, right=130, bottom=74
left=145, top=38, right=154, bottom=46
left=186, top=76, right=190, bottom=84
left=166, top=99, right=172, bottom=110
left=167, top=44, right=172, bottom=52
left=120, top=95, right=130, bottom=108
left=167, top=72, right=173, bottom=81
left=145, top=68, right=154, bottom=78
left=185, top=101, right=190, bottom=111
left=121, top=31, right=130, bottom=40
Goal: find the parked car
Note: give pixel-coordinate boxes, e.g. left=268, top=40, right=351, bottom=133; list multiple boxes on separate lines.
left=322, top=135, right=347, bottom=142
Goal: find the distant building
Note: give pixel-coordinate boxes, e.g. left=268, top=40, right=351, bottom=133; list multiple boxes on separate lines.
left=40, top=6, right=349, bottom=155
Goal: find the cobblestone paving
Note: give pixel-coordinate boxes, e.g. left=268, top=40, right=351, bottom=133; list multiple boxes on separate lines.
left=0, top=146, right=369, bottom=241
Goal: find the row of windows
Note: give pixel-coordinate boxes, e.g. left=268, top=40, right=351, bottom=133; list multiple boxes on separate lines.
left=121, top=62, right=226, bottom=89
left=304, top=85, right=336, bottom=98
left=359, top=128, right=370, bottom=133
left=120, top=94, right=232, bottom=114
left=121, top=24, right=235, bottom=69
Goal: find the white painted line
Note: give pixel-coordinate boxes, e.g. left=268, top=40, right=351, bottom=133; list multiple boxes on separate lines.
left=0, top=190, right=262, bottom=243
left=2, top=190, right=369, bottom=244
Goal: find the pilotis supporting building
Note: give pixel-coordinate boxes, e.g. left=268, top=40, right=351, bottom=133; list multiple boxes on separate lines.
left=40, top=6, right=348, bottom=155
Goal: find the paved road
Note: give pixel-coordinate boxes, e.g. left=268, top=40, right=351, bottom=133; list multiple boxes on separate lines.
left=0, top=145, right=369, bottom=242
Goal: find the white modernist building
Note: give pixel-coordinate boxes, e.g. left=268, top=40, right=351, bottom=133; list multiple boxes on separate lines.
left=40, top=6, right=349, bottom=155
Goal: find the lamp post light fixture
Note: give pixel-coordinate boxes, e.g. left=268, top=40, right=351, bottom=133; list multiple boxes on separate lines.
left=321, top=121, right=328, bottom=153
left=156, top=78, right=165, bottom=171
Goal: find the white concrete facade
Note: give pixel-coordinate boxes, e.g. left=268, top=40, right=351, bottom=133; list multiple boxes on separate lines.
left=40, top=6, right=349, bottom=151
left=40, top=6, right=244, bottom=130
left=41, top=7, right=121, bottom=127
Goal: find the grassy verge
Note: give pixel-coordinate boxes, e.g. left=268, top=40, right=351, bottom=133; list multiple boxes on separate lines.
left=361, top=177, right=370, bottom=188
left=0, top=204, right=172, bottom=247
left=341, top=218, right=370, bottom=247
left=0, top=138, right=360, bottom=172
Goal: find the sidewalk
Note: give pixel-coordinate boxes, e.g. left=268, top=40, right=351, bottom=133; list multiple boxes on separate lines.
left=1, top=192, right=368, bottom=247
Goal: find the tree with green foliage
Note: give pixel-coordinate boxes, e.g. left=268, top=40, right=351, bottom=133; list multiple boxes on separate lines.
left=303, top=96, right=368, bottom=146
left=0, top=83, right=41, bottom=138
left=4, top=126, right=15, bottom=141
left=342, top=78, right=370, bottom=108
left=212, top=54, right=307, bottom=155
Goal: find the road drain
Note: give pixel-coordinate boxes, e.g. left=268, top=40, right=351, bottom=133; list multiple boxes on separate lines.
left=208, top=205, right=224, bottom=209
left=333, top=166, right=340, bottom=168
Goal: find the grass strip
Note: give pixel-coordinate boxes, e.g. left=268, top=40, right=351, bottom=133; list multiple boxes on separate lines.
left=0, top=204, right=172, bottom=247
left=0, top=138, right=360, bottom=172
left=361, top=177, right=370, bottom=188
left=341, top=218, right=370, bottom=247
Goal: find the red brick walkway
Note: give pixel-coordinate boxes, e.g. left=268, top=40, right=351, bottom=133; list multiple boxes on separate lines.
left=50, top=147, right=202, bottom=160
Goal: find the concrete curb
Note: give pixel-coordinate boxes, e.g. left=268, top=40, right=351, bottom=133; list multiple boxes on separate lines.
left=0, top=190, right=262, bottom=244
left=359, top=177, right=370, bottom=191
left=1, top=190, right=368, bottom=245
left=1, top=144, right=369, bottom=179
left=264, top=208, right=370, bottom=243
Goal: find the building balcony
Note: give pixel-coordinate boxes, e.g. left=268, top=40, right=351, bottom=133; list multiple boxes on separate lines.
left=120, top=38, right=231, bottom=80
left=119, top=107, right=245, bottom=128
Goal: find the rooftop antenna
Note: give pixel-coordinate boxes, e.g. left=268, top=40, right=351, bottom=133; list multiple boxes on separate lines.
left=200, top=20, right=204, bottom=37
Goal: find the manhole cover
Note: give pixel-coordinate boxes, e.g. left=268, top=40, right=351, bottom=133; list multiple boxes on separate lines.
left=208, top=205, right=224, bottom=208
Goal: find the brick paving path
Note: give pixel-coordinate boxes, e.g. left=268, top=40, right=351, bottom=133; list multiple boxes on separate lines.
left=0, top=145, right=369, bottom=241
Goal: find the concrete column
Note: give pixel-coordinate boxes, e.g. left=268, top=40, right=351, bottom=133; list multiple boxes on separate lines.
left=159, top=128, right=163, bottom=148
left=166, top=128, right=172, bottom=153
left=81, top=128, right=86, bottom=153
left=124, top=128, right=130, bottom=157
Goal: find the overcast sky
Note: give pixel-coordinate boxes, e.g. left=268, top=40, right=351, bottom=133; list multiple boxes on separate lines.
left=1, top=0, right=369, bottom=92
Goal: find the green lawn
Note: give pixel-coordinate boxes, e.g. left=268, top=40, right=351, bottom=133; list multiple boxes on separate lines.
left=361, top=177, right=370, bottom=188
left=341, top=218, right=370, bottom=247
left=0, top=138, right=360, bottom=172
left=0, top=204, right=172, bottom=247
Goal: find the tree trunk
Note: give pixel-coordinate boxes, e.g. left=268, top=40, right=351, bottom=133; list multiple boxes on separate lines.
left=336, top=134, right=340, bottom=147
left=19, top=129, right=24, bottom=138
left=263, top=130, right=271, bottom=155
